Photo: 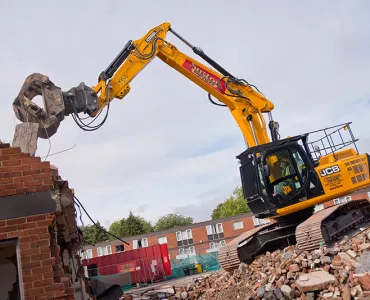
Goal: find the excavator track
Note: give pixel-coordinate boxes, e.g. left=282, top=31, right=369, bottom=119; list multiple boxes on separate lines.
left=218, top=221, right=277, bottom=273
left=296, top=199, right=370, bottom=251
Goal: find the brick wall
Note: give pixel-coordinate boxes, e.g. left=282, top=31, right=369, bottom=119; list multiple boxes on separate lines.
left=0, top=143, right=54, bottom=197
left=0, top=142, right=80, bottom=300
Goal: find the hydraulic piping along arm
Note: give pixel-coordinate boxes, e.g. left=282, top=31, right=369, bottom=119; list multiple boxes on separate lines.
left=13, top=22, right=279, bottom=148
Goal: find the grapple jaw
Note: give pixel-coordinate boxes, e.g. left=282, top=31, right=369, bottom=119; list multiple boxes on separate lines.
left=12, top=73, right=66, bottom=139
left=12, top=73, right=99, bottom=139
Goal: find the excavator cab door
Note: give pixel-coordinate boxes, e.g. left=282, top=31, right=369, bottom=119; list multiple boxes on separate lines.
left=238, top=136, right=325, bottom=218
left=260, top=142, right=325, bottom=210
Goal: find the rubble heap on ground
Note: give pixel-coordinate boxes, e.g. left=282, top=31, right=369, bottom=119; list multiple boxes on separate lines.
left=122, top=226, right=370, bottom=300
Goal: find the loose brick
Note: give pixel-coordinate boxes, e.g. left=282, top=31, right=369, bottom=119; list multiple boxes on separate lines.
left=0, top=220, right=6, bottom=227
left=42, top=257, right=55, bottom=266
left=23, top=157, right=41, bottom=165
left=45, top=283, right=64, bottom=292
left=2, top=147, right=21, bottom=155
left=35, top=291, right=54, bottom=300
left=31, top=162, right=50, bottom=170
left=34, top=186, right=50, bottom=192
left=65, top=287, right=75, bottom=294
left=0, top=225, right=17, bottom=233
left=11, top=164, right=32, bottom=172
left=31, top=252, right=51, bottom=261
left=7, top=217, right=26, bottom=225
left=21, top=256, right=31, bottom=263
left=21, top=248, right=40, bottom=256
left=3, top=171, right=22, bottom=178
left=38, top=233, right=51, bottom=240
left=14, top=175, right=34, bottom=183
left=42, top=272, right=54, bottom=279
left=30, top=239, right=50, bottom=248
left=32, top=173, right=52, bottom=181
left=43, top=179, right=54, bottom=186
left=23, top=274, right=41, bottom=283
left=0, top=177, right=14, bottom=184
left=24, top=180, right=43, bottom=188
left=33, top=278, right=54, bottom=288
left=24, top=287, right=45, bottom=297
left=23, top=282, right=33, bottom=290
left=23, top=269, right=32, bottom=276
left=27, top=215, right=46, bottom=222
left=20, top=234, right=39, bottom=243
left=20, top=242, right=31, bottom=251
left=0, top=154, right=12, bottom=161
left=37, top=220, right=52, bottom=228
left=23, top=261, right=41, bottom=269
left=32, top=265, right=53, bottom=275
left=4, top=182, right=23, bottom=190
left=18, top=222, right=37, bottom=230
left=28, top=227, right=48, bottom=235
left=11, top=153, right=29, bottom=160
left=0, top=189, right=17, bottom=196
left=40, top=246, right=51, bottom=254
left=2, top=159, right=22, bottom=166
left=8, top=230, right=28, bottom=238
left=22, top=169, right=41, bottom=176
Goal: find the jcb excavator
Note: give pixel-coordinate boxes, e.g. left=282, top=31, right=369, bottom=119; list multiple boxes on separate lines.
left=12, top=22, right=370, bottom=272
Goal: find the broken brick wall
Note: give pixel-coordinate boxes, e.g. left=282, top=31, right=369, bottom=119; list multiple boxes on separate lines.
left=0, top=142, right=90, bottom=300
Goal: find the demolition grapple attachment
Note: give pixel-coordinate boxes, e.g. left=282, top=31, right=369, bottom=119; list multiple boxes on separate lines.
left=12, top=73, right=98, bottom=139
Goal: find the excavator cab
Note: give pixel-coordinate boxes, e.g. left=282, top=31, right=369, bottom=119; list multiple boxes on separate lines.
left=238, top=134, right=325, bottom=219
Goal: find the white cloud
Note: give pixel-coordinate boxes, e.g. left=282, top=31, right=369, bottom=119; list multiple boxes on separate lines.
left=0, top=0, right=369, bottom=228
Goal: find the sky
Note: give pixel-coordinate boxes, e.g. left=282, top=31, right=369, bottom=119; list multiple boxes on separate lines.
left=0, top=1, right=369, bottom=229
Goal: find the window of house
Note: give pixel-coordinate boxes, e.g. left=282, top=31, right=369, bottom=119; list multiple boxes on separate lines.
left=116, top=244, right=124, bottom=253
left=188, top=246, right=195, bottom=255
left=157, top=236, right=168, bottom=244
left=176, top=229, right=194, bottom=247
left=333, top=196, right=352, bottom=205
left=142, top=238, right=148, bottom=247
left=105, top=245, right=112, bottom=255
left=252, top=216, right=271, bottom=227
left=206, top=223, right=224, bottom=241
left=97, top=247, right=103, bottom=257
left=86, top=249, right=93, bottom=259
left=179, top=248, right=185, bottom=255
left=233, top=221, right=244, bottom=230
left=133, top=238, right=148, bottom=249
left=209, top=240, right=226, bottom=250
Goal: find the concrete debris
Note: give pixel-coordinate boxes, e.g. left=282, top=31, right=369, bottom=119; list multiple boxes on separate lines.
left=120, top=225, right=370, bottom=300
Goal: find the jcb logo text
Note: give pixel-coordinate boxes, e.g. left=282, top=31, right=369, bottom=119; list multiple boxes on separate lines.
left=320, top=165, right=340, bottom=177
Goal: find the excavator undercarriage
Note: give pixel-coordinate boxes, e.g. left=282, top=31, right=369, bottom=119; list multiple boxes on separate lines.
left=219, top=199, right=370, bottom=272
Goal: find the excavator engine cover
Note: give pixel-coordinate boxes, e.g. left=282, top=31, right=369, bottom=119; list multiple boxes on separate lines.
left=12, top=73, right=66, bottom=139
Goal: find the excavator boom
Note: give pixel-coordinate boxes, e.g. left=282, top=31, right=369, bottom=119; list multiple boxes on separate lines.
left=13, top=22, right=277, bottom=147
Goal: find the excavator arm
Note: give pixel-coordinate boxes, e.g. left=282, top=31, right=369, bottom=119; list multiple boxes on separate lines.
left=13, top=22, right=279, bottom=148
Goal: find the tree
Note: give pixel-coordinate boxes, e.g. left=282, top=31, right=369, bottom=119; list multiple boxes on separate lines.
left=82, top=220, right=109, bottom=245
left=108, top=211, right=154, bottom=240
left=154, top=213, right=193, bottom=231
left=211, top=186, right=250, bottom=220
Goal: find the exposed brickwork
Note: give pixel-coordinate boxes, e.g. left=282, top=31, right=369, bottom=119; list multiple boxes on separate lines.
left=0, top=142, right=80, bottom=300
left=0, top=143, right=54, bottom=197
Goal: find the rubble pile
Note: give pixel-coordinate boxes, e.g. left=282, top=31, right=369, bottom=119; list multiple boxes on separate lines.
left=171, top=228, right=370, bottom=300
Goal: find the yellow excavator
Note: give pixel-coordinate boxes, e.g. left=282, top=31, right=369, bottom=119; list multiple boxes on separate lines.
left=12, top=22, right=370, bottom=272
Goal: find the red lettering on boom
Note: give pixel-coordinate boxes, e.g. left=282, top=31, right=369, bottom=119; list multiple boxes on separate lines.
left=182, top=60, right=226, bottom=93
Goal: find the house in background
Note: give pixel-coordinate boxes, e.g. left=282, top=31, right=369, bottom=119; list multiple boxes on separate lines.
left=81, top=188, right=370, bottom=261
